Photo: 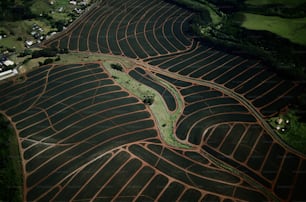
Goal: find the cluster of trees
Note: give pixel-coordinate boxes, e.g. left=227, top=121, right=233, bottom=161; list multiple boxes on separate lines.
left=110, top=63, right=123, bottom=71
left=38, top=56, right=61, bottom=66
left=0, top=0, right=35, bottom=21
left=18, top=47, right=67, bottom=66
left=177, top=0, right=306, bottom=80
left=0, top=0, right=73, bottom=33
left=31, top=47, right=68, bottom=58
left=193, top=17, right=306, bottom=79
left=205, top=0, right=245, bottom=13
left=0, top=115, right=22, bottom=201
left=143, top=95, right=154, bottom=105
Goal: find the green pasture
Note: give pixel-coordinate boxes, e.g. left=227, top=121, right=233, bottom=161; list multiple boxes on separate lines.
left=30, top=0, right=74, bottom=15
left=240, top=13, right=306, bottom=45
left=0, top=38, right=24, bottom=52
left=245, top=0, right=306, bottom=6
left=30, top=0, right=51, bottom=15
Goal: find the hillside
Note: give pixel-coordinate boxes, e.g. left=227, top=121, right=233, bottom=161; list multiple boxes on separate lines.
left=169, top=0, right=306, bottom=80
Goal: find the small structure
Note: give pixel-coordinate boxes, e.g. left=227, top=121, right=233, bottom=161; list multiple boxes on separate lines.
left=69, top=1, right=77, bottom=5
left=0, top=69, right=18, bottom=81
left=74, top=8, right=83, bottom=14
left=78, top=1, right=88, bottom=6
left=25, top=40, right=34, bottom=48
left=276, top=118, right=283, bottom=125
left=3, top=59, right=14, bottom=67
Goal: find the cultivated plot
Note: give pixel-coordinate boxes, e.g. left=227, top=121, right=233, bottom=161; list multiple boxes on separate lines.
left=2, top=0, right=305, bottom=201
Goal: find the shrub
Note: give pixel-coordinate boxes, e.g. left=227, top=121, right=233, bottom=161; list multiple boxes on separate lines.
left=32, top=47, right=58, bottom=58
left=55, top=56, right=61, bottom=61
left=143, top=95, right=154, bottom=105
left=43, top=58, right=53, bottom=65
left=110, top=63, right=123, bottom=71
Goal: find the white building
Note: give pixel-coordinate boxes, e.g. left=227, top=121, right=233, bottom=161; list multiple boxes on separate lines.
left=3, top=59, right=14, bottom=67
left=0, top=69, right=18, bottom=81
left=69, top=1, right=77, bottom=5
left=25, top=40, right=34, bottom=47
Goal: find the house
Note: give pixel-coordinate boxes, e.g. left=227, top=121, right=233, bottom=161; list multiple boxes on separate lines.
left=25, top=40, right=34, bottom=48
left=3, top=59, right=14, bottom=67
left=69, top=1, right=77, bottom=5
left=74, top=8, right=83, bottom=14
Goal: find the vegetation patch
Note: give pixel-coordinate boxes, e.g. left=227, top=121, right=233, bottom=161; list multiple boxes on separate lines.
left=180, top=0, right=306, bottom=80
left=110, top=63, right=123, bottom=72
left=0, top=114, right=23, bottom=201
left=268, top=111, right=306, bottom=154
left=104, top=62, right=189, bottom=148
left=169, top=0, right=223, bottom=24
left=241, top=13, right=306, bottom=46
left=0, top=0, right=93, bottom=53
left=245, top=0, right=306, bottom=7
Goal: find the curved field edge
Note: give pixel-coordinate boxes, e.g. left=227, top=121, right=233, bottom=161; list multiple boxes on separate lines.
left=0, top=113, right=23, bottom=201
left=103, top=61, right=189, bottom=148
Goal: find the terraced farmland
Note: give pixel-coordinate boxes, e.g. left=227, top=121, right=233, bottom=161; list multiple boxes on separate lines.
left=1, top=0, right=305, bottom=201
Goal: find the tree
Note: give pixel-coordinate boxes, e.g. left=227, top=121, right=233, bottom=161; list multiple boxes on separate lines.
left=110, top=63, right=123, bottom=71
left=43, top=58, right=53, bottom=65
left=143, top=95, right=154, bottom=105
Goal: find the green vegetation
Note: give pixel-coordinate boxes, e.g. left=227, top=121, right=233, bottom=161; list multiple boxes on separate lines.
left=104, top=61, right=189, bottom=148
left=170, top=0, right=306, bottom=80
left=168, top=0, right=223, bottom=24
left=0, top=0, right=93, bottom=52
left=0, top=0, right=34, bottom=21
left=0, top=114, right=23, bottom=201
left=241, top=13, right=306, bottom=46
left=30, top=47, right=68, bottom=59
left=169, top=0, right=306, bottom=153
left=143, top=95, right=155, bottom=105
left=110, top=63, right=123, bottom=72
left=0, top=19, right=55, bottom=52
left=268, top=111, right=306, bottom=154
left=245, top=0, right=306, bottom=6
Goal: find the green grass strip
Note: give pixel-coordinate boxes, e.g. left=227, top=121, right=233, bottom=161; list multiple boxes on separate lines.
left=103, top=62, right=190, bottom=148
